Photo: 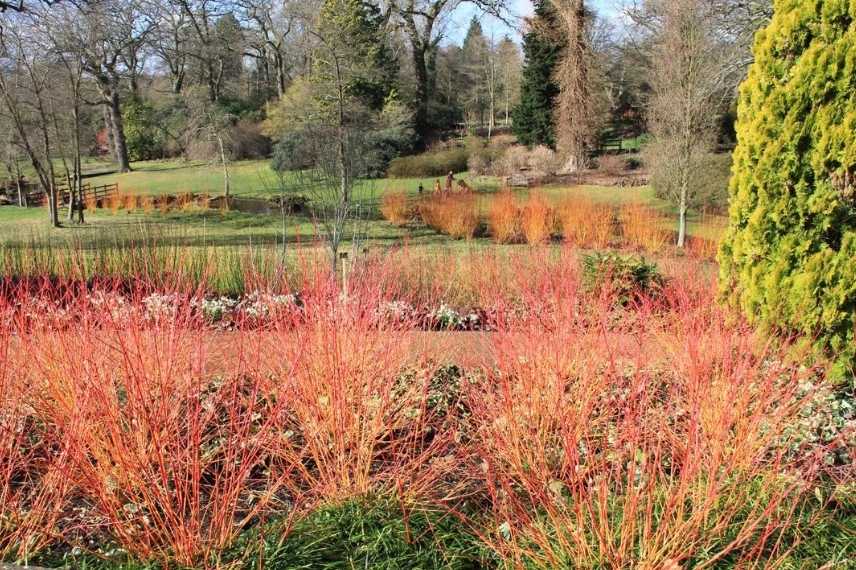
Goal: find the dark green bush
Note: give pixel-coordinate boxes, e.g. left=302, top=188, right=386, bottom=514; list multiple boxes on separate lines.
left=242, top=497, right=486, bottom=570
left=386, top=148, right=469, bottom=178
left=271, top=131, right=316, bottom=172
left=122, top=99, right=166, bottom=161
left=719, top=0, right=856, bottom=381
left=581, top=252, right=664, bottom=304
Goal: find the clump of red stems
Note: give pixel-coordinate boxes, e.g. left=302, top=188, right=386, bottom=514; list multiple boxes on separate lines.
left=0, top=251, right=841, bottom=568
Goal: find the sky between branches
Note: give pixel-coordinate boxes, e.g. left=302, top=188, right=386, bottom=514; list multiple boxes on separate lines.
left=446, top=0, right=624, bottom=44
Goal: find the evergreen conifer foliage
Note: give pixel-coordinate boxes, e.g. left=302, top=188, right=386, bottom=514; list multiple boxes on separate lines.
left=512, top=0, right=564, bottom=148
left=316, top=0, right=397, bottom=111
left=719, top=0, right=856, bottom=379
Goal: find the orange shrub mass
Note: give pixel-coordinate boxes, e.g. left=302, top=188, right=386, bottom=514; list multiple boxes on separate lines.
left=520, top=191, right=554, bottom=245
left=380, top=191, right=411, bottom=226
left=620, top=203, right=672, bottom=252
left=419, top=193, right=479, bottom=240
left=122, top=193, right=140, bottom=210
left=558, top=197, right=614, bottom=248
left=488, top=189, right=521, bottom=244
left=140, top=194, right=155, bottom=214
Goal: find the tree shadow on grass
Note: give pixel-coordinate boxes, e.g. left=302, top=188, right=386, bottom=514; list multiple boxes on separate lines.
left=2, top=210, right=450, bottom=251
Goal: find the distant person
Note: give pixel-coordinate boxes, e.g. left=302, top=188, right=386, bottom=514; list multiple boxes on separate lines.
left=457, top=179, right=471, bottom=193
left=445, top=171, right=455, bottom=193
left=418, top=183, right=424, bottom=195
left=433, top=180, right=442, bottom=193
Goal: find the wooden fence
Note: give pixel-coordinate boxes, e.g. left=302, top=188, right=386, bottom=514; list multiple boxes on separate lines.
left=4, top=180, right=119, bottom=207
left=58, top=182, right=119, bottom=206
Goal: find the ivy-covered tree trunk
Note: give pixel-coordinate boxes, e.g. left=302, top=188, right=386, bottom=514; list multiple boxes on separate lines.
left=719, top=0, right=856, bottom=380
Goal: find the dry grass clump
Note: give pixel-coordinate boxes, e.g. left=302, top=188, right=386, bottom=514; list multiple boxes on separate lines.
left=176, top=192, right=194, bottom=211
left=122, top=193, right=140, bottom=210
left=558, top=198, right=614, bottom=248
left=488, top=189, right=521, bottom=244
left=156, top=195, right=171, bottom=214
left=107, top=192, right=123, bottom=213
left=380, top=191, right=411, bottom=226
left=140, top=194, right=155, bottom=214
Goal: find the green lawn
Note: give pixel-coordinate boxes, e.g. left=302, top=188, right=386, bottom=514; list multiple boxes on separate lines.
left=1, top=157, right=726, bottom=256
left=82, top=158, right=501, bottom=200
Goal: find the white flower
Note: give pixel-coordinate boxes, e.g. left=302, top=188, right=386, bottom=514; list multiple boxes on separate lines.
left=142, top=293, right=180, bottom=321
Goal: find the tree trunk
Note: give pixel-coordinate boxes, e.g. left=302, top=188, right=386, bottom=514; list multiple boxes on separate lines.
left=411, top=43, right=430, bottom=142
left=274, top=51, right=286, bottom=98
left=106, top=83, right=132, bottom=173
left=216, top=131, right=231, bottom=204
left=677, top=184, right=688, bottom=248
left=208, top=59, right=224, bottom=102
left=12, top=159, right=25, bottom=207
left=173, top=70, right=185, bottom=94
left=102, top=104, right=116, bottom=158
left=48, top=178, right=59, bottom=227
left=71, top=105, right=84, bottom=223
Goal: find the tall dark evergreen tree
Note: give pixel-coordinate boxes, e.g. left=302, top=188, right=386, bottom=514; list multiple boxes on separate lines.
left=512, top=0, right=564, bottom=148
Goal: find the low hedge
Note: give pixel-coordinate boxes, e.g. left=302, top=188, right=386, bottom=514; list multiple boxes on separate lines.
left=386, top=148, right=469, bottom=178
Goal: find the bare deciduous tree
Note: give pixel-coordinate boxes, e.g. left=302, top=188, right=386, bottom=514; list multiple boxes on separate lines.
left=237, top=0, right=294, bottom=99
left=60, top=0, right=154, bottom=173
left=389, top=0, right=508, bottom=139
left=496, top=35, right=520, bottom=127
left=0, top=19, right=61, bottom=225
left=185, top=88, right=236, bottom=201
left=643, top=0, right=735, bottom=247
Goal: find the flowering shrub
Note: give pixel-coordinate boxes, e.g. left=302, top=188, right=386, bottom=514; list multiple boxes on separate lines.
left=142, top=292, right=181, bottom=322
left=373, top=300, right=416, bottom=325
left=239, top=291, right=300, bottom=321
left=190, top=296, right=238, bottom=323
left=427, top=303, right=479, bottom=330
left=787, top=378, right=855, bottom=467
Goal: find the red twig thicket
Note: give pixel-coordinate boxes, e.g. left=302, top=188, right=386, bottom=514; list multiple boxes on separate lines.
left=0, top=250, right=844, bottom=568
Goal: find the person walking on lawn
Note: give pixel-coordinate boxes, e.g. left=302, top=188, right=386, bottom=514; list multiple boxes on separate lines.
left=445, top=171, right=455, bottom=193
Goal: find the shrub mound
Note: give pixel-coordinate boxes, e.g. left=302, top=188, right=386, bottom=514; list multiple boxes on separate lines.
left=718, top=0, right=856, bottom=380
left=387, top=148, right=469, bottom=178
left=581, top=251, right=664, bottom=304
